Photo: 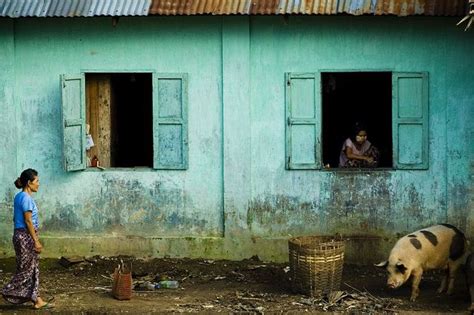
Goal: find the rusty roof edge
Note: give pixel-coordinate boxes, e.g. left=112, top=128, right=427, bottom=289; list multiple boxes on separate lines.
left=0, top=0, right=468, bottom=17
left=149, top=0, right=467, bottom=16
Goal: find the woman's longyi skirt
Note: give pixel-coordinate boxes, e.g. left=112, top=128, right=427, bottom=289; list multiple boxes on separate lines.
left=1, top=229, right=39, bottom=304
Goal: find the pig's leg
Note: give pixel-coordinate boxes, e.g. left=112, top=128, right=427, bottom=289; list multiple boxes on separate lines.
left=466, top=254, right=474, bottom=311
left=410, top=268, right=423, bottom=301
left=446, top=261, right=461, bottom=295
left=437, top=268, right=449, bottom=293
left=469, top=268, right=474, bottom=311
left=469, top=284, right=474, bottom=311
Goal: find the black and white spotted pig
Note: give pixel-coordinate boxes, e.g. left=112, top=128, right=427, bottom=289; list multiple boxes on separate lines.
left=466, top=253, right=474, bottom=312
left=376, top=224, right=468, bottom=301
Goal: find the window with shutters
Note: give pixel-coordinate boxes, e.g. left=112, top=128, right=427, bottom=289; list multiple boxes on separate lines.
left=61, top=72, right=188, bottom=171
left=322, top=72, right=393, bottom=169
left=285, top=71, right=429, bottom=170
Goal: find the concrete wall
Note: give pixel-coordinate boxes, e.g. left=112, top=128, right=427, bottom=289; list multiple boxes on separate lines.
left=0, top=16, right=472, bottom=264
left=446, top=25, right=474, bottom=239
left=0, top=19, right=17, bottom=241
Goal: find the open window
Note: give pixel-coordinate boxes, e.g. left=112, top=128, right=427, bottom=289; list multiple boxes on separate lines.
left=86, top=73, right=153, bottom=168
left=285, top=71, right=428, bottom=170
left=61, top=72, right=188, bottom=171
left=322, top=72, right=393, bottom=169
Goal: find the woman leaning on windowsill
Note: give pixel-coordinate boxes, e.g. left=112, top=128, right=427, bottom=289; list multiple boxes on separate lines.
left=339, top=122, right=380, bottom=168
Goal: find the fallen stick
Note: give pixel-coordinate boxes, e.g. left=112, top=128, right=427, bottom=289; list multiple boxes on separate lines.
left=343, top=282, right=381, bottom=303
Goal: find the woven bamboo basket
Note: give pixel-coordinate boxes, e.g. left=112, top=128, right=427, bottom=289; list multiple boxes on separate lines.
left=288, top=235, right=345, bottom=297
left=112, top=264, right=132, bottom=300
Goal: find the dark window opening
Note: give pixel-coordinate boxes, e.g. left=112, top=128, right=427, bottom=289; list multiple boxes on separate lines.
left=322, top=72, right=392, bottom=168
left=86, top=73, right=153, bottom=168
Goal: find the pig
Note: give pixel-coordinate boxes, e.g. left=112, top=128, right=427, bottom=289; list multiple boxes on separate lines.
left=376, top=224, right=469, bottom=301
left=466, top=253, right=474, bottom=312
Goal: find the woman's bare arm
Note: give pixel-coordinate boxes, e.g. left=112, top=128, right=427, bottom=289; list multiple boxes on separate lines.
left=23, top=211, right=42, bottom=253
left=346, top=147, right=373, bottom=163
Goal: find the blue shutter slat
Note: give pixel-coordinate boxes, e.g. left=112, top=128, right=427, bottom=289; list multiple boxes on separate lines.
left=61, top=74, right=86, bottom=171
left=285, top=73, right=321, bottom=170
left=153, top=73, right=188, bottom=170
left=392, top=72, right=429, bottom=170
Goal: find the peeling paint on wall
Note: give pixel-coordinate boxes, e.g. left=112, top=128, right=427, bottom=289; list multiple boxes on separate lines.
left=247, top=194, right=321, bottom=236
left=40, top=176, right=218, bottom=237
left=448, top=182, right=471, bottom=229
left=322, top=172, right=394, bottom=233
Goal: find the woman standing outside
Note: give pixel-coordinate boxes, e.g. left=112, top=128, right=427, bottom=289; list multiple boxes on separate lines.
left=2, top=169, right=52, bottom=309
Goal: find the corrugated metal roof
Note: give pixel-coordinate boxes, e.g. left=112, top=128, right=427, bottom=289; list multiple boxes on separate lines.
left=0, top=0, right=151, bottom=17
left=0, top=0, right=468, bottom=17
left=149, top=0, right=467, bottom=16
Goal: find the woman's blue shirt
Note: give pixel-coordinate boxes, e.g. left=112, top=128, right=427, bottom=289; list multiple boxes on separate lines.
left=13, top=191, right=39, bottom=229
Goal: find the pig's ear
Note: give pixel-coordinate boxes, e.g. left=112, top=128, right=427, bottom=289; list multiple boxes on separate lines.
left=396, top=262, right=407, bottom=274
left=374, top=261, right=388, bottom=268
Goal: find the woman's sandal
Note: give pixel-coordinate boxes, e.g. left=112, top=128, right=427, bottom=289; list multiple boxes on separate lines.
left=33, top=297, right=55, bottom=310
left=33, top=302, right=54, bottom=310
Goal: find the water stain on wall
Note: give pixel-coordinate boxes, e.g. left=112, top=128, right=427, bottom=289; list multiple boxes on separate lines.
left=41, top=176, right=214, bottom=236
left=449, top=182, right=471, bottom=228
left=247, top=172, right=398, bottom=237
left=42, top=203, right=82, bottom=232
left=247, top=194, right=321, bottom=236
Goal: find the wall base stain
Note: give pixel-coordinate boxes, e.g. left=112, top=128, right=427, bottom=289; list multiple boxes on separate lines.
left=0, top=234, right=406, bottom=265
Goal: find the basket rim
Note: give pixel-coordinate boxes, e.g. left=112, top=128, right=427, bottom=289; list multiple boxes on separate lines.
left=289, top=235, right=345, bottom=246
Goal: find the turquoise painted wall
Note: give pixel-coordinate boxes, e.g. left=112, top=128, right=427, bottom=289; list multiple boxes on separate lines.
left=0, top=16, right=472, bottom=263
left=248, top=16, right=449, bottom=236
left=0, top=19, right=17, bottom=238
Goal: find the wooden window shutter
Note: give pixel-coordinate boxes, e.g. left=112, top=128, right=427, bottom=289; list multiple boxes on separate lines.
left=285, top=73, right=321, bottom=170
left=392, top=72, right=429, bottom=170
left=61, top=74, right=86, bottom=171
left=153, top=73, right=189, bottom=170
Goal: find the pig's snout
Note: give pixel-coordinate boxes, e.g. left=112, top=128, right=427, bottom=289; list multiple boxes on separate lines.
left=387, top=280, right=402, bottom=289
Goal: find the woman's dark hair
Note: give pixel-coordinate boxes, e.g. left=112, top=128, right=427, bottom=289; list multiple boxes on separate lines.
left=14, top=168, right=38, bottom=189
left=350, top=122, right=368, bottom=142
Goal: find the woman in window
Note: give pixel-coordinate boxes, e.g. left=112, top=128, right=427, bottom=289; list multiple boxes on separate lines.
left=2, top=169, right=53, bottom=310
left=339, top=123, right=380, bottom=168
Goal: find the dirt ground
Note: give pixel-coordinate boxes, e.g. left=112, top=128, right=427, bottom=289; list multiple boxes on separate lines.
left=0, top=255, right=472, bottom=314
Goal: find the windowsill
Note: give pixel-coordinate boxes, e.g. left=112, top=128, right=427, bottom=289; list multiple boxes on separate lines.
left=322, top=167, right=394, bottom=173
left=85, top=167, right=153, bottom=172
